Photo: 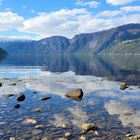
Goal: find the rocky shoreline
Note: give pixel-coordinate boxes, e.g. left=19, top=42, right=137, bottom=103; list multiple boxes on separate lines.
left=0, top=75, right=140, bottom=140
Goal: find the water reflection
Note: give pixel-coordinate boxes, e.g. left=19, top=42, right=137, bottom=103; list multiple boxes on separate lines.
left=0, top=70, right=140, bottom=139
left=0, top=54, right=140, bottom=139
left=0, top=54, right=140, bottom=85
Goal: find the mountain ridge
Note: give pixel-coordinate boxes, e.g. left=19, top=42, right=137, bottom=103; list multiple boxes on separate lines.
left=0, top=23, right=140, bottom=55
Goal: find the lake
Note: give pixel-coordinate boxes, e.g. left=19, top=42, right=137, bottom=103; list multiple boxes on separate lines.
left=0, top=54, right=140, bottom=140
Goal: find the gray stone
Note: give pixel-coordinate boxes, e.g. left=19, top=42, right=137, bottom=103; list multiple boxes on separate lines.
left=33, top=108, right=42, bottom=112
left=17, top=93, right=25, bottom=101
left=6, top=94, right=14, bottom=97
left=64, top=132, right=71, bottom=137
left=35, top=125, right=44, bottom=129
left=23, top=119, right=37, bottom=125
left=39, top=96, right=51, bottom=100
left=65, top=89, right=83, bottom=100
left=120, top=82, right=128, bottom=90
left=14, top=104, right=20, bottom=109
left=81, top=123, right=96, bottom=132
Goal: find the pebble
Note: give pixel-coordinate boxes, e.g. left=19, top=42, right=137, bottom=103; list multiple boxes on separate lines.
left=64, top=132, right=71, bottom=137
left=35, top=125, right=44, bottom=129
left=9, top=137, right=16, bottom=140
left=120, top=82, right=128, bottom=90
left=39, top=96, right=51, bottom=100
left=33, top=108, right=42, bottom=112
left=123, top=112, right=132, bottom=116
left=6, top=94, right=14, bottom=97
left=79, top=136, right=86, bottom=140
left=17, top=93, right=25, bottom=102
left=14, top=104, right=20, bottom=109
left=23, top=119, right=37, bottom=125
left=81, top=123, right=96, bottom=132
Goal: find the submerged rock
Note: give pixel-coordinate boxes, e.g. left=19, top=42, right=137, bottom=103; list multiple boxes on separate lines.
left=23, top=119, right=37, bottom=125
left=123, top=112, right=132, bottom=116
left=6, top=94, right=14, bottom=97
left=9, top=137, right=16, bottom=140
left=79, top=136, right=86, bottom=140
left=39, top=96, right=51, bottom=100
left=126, top=133, right=134, bottom=137
left=81, top=123, right=96, bottom=132
left=65, top=89, right=83, bottom=101
left=14, top=104, right=20, bottom=109
left=61, top=122, right=68, bottom=128
left=120, top=82, right=128, bottom=90
left=9, top=83, right=16, bottom=86
left=33, top=108, right=42, bottom=112
left=35, top=125, right=44, bottom=129
left=126, top=134, right=140, bottom=140
left=17, top=93, right=25, bottom=101
left=64, top=132, right=71, bottom=137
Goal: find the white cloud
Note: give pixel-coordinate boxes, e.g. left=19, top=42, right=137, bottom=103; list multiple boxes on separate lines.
left=0, top=7, right=140, bottom=39
left=121, top=6, right=140, bottom=13
left=0, top=11, right=24, bottom=32
left=19, top=8, right=89, bottom=37
left=96, top=10, right=122, bottom=17
left=76, top=0, right=100, bottom=8
left=106, top=0, right=135, bottom=5
left=18, top=8, right=140, bottom=38
left=0, top=35, right=41, bottom=40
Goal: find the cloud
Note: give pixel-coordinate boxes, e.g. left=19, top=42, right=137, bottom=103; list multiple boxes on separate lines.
left=0, top=11, right=24, bottom=32
left=19, top=8, right=89, bottom=37
left=121, top=6, right=140, bottom=13
left=96, top=10, right=122, bottom=17
left=0, top=35, right=41, bottom=40
left=106, top=0, right=135, bottom=5
left=0, top=7, right=140, bottom=39
left=76, top=0, right=100, bottom=8
left=18, top=8, right=140, bottom=38
left=96, top=6, right=140, bottom=17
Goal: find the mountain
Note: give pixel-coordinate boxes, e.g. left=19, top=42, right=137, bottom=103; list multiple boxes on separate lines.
left=0, top=47, right=7, bottom=55
left=0, top=36, right=69, bottom=54
left=68, top=23, right=140, bottom=54
left=0, top=23, right=140, bottom=54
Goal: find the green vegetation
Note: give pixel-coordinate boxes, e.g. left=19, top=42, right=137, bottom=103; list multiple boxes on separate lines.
left=101, top=38, right=140, bottom=55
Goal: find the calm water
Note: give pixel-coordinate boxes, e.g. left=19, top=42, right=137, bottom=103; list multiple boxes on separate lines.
left=0, top=54, right=140, bottom=140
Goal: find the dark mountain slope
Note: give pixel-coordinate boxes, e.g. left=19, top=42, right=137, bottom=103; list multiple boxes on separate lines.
left=0, top=47, right=7, bottom=55
left=0, top=23, right=140, bottom=54
left=67, top=23, right=140, bottom=54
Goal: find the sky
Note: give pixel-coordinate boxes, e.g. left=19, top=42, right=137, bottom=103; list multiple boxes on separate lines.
left=0, top=0, right=140, bottom=40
